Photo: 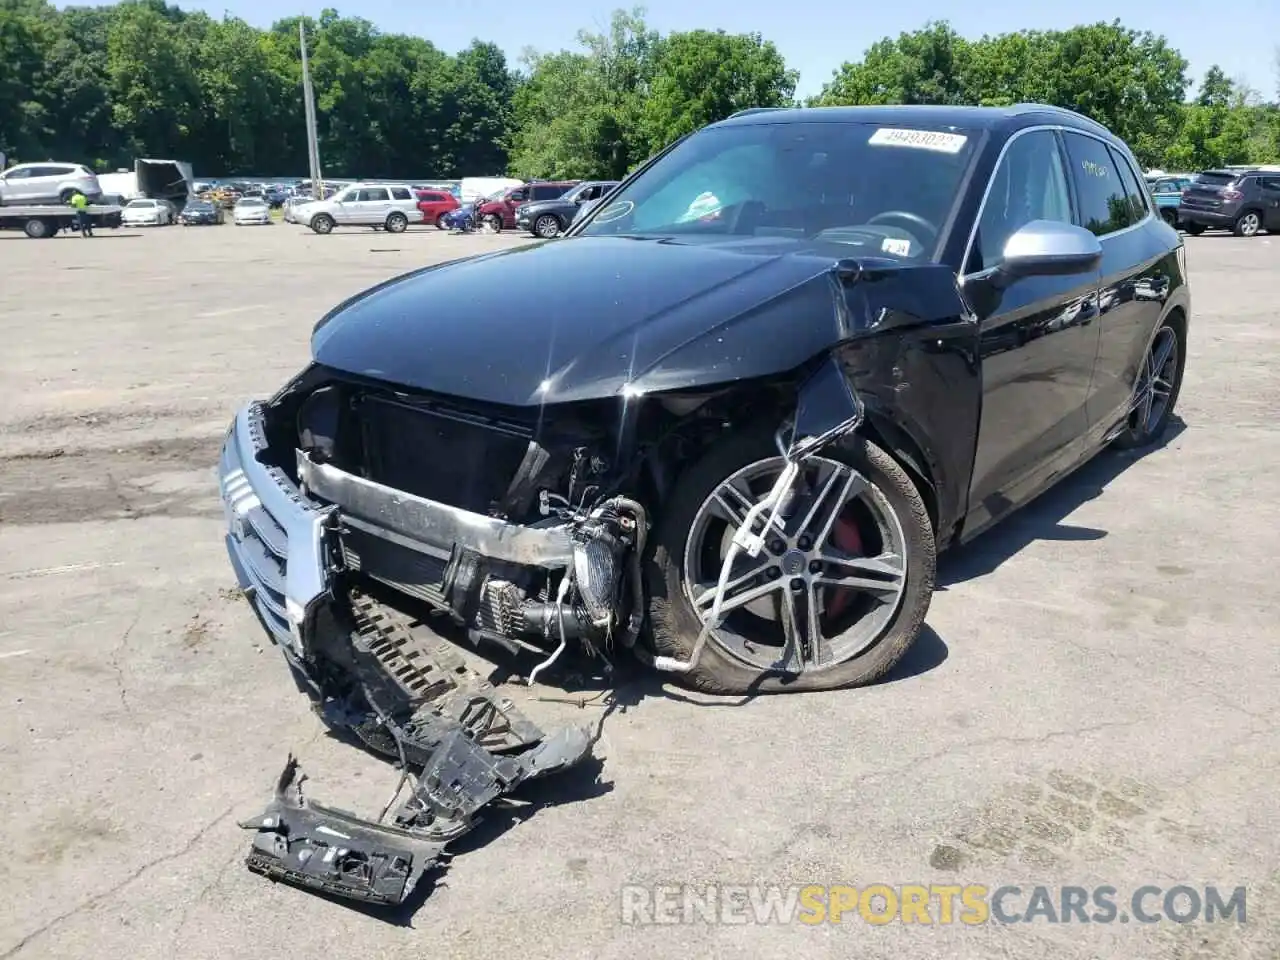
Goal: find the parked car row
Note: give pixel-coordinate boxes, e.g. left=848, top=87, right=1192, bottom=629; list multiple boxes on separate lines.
left=1145, top=168, right=1280, bottom=237
left=1177, top=168, right=1280, bottom=237
left=121, top=198, right=178, bottom=226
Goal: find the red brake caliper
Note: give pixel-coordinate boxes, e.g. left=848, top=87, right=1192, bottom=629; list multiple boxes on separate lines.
left=822, top=508, right=864, bottom=621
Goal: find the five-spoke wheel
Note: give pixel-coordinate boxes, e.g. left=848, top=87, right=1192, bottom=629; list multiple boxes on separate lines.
left=646, top=428, right=935, bottom=693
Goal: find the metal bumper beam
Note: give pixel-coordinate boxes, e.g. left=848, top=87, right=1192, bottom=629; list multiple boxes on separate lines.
left=297, top=451, right=574, bottom=567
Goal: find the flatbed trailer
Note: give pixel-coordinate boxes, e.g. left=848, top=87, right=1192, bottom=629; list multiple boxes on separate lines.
left=0, top=203, right=123, bottom=238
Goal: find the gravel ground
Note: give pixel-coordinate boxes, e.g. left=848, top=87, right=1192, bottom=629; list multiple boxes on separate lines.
left=0, top=222, right=1276, bottom=960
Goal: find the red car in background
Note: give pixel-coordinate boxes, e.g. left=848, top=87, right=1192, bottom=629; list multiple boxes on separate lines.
left=477, top=181, right=578, bottom=231
left=415, top=189, right=461, bottom=229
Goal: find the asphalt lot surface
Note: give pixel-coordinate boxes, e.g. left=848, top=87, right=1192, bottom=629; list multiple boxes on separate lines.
left=1, top=221, right=1277, bottom=960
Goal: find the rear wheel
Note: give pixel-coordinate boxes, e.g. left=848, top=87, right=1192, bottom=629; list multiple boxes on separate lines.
left=24, top=217, right=53, bottom=239
left=1234, top=210, right=1262, bottom=237
left=310, top=214, right=335, bottom=235
left=385, top=212, right=408, bottom=233
left=436, top=213, right=448, bottom=230
left=1112, top=317, right=1185, bottom=449
left=645, top=428, right=935, bottom=694
left=59, top=188, right=83, bottom=204
left=1160, top=208, right=1177, bottom=227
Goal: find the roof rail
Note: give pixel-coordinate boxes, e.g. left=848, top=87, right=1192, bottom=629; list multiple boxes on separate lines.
left=727, top=107, right=788, bottom=119
left=1010, top=103, right=1111, bottom=133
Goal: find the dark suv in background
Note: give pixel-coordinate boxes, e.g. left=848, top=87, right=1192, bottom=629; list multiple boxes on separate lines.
left=516, top=180, right=620, bottom=237
left=1178, top=169, right=1280, bottom=237
left=478, top=180, right=578, bottom=231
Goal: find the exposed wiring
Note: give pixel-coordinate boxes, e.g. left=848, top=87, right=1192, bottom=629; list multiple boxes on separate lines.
left=527, top=573, right=573, bottom=686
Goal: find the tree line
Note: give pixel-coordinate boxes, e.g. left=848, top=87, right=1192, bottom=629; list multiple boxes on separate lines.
left=1, top=0, right=1277, bottom=180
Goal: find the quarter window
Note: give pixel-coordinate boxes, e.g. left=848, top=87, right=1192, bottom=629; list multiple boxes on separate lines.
left=390, top=187, right=412, bottom=200
left=1108, top=146, right=1150, bottom=222
left=1061, top=132, right=1133, bottom=236
left=970, top=130, right=1073, bottom=273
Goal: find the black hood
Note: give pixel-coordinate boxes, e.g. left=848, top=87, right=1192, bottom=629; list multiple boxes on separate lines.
left=311, top=235, right=937, bottom=407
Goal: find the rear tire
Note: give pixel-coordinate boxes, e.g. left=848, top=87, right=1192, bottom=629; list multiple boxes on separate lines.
left=644, top=427, right=935, bottom=694
left=1233, top=210, right=1262, bottom=237
left=436, top=213, right=448, bottom=230
left=310, top=214, right=335, bottom=235
left=1112, top=315, right=1185, bottom=450
left=24, top=218, right=53, bottom=239
left=1160, top=209, right=1177, bottom=227
left=385, top=212, right=408, bottom=233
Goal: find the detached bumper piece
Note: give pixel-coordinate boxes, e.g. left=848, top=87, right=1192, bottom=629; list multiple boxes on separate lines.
left=239, top=592, right=594, bottom=907
left=243, top=728, right=592, bottom=906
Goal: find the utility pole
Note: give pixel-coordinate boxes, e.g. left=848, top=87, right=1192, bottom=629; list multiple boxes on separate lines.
left=299, top=19, right=323, bottom=199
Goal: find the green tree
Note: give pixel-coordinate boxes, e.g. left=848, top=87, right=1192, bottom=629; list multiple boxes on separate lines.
left=641, top=29, right=797, bottom=152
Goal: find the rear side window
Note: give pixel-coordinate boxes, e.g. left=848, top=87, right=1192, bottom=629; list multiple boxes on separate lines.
left=1108, top=146, right=1150, bottom=221
left=1061, top=132, right=1133, bottom=236
left=531, top=184, right=568, bottom=200
left=390, top=187, right=411, bottom=200
left=360, top=188, right=389, bottom=201
left=1260, top=177, right=1280, bottom=191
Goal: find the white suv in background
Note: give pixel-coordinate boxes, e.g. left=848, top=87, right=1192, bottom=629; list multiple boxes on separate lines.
left=294, top=183, right=424, bottom=234
left=0, top=162, right=102, bottom=205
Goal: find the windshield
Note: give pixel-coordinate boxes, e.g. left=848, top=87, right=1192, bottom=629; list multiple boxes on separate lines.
left=578, top=121, right=979, bottom=259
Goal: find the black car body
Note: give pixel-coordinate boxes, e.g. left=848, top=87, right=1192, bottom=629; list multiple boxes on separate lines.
left=179, top=200, right=223, bottom=225
left=515, top=180, right=620, bottom=237
left=1178, top=168, right=1280, bottom=237
left=218, top=104, right=1189, bottom=904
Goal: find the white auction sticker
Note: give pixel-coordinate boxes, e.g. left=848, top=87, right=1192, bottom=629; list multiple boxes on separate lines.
left=868, top=128, right=968, bottom=153
left=881, top=237, right=912, bottom=256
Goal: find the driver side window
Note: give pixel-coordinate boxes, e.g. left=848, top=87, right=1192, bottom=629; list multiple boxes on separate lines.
left=970, top=130, right=1072, bottom=274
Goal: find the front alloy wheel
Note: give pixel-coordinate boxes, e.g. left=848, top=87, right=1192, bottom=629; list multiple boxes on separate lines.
left=483, top=214, right=502, bottom=233
left=534, top=214, right=561, bottom=238
left=646, top=428, right=935, bottom=694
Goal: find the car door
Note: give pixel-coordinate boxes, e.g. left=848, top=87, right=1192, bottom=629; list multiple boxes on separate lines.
left=960, top=127, right=1102, bottom=534
left=1260, top=177, right=1280, bottom=231
left=2, top=165, right=37, bottom=202
left=502, top=187, right=528, bottom=227
left=1059, top=131, right=1171, bottom=437
left=357, top=187, right=391, bottom=224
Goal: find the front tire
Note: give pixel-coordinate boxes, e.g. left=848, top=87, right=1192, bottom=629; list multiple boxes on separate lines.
left=1184, top=223, right=1206, bottom=236
left=645, top=428, right=936, bottom=694
left=534, top=214, right=562, bottom=238
left=483, top=214, right=502, bottom=233
left=1160, top=209, right=1177, bottom=228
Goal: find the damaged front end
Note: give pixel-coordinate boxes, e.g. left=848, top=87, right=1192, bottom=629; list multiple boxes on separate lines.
left=220, top=350, right=862, bottom=906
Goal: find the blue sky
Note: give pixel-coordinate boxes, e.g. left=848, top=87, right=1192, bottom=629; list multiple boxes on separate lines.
left=109, top=0, right=1279, bottom=102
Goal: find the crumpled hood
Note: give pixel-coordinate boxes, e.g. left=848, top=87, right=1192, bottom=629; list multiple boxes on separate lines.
left=311, top=235, right=892, bottom=406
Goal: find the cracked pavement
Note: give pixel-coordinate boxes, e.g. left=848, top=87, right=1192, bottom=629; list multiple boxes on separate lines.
left=0, top=226, right=1277, bottom=959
